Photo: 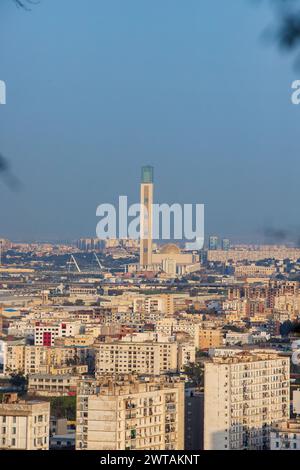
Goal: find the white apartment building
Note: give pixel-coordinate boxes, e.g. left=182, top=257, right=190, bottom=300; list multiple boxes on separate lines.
left=7, top=320, right=35, bottom=337
left=177, top=342, right=195, bottom=371
left=225, top=332, right=253, bottom=346
left=34, top=321, right=81, bottom=346
left=76, top=375, right=184, bottom=450
left=271, top=420, right=300, bottom=450
left=0, top=394, right=50, bottom=450
left=95, top=331, right=195, bottom=376
left=95, top=340, right=178, bottom=376
left=155, top=319, right=200, bottom=348
left=204, top=352, right=290, bottom=450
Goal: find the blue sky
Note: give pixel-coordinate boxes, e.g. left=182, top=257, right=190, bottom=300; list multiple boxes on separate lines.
left=0, top=0, right=299, bottom=242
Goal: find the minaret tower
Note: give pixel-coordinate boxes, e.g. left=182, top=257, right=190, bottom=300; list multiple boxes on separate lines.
left=139, top=166, right=153, bottom=268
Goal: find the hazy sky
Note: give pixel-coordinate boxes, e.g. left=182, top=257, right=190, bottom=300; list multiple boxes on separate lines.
left=0, top=0, right=299, bottom=242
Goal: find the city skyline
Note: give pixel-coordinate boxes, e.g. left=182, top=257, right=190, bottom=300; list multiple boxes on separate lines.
left=2, top=0, right=300, bottom=459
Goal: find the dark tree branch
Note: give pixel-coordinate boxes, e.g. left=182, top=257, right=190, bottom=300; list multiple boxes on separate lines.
left=12, top=0, right=40, bottom=11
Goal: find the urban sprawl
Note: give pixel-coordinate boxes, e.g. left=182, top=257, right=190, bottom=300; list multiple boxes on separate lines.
left=0, top=167, right=300, bottom=451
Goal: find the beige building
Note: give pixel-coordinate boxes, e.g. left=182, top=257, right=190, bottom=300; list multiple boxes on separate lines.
left=204, top=352, right=290, bottom=450
left=133, top=294, right=175, bottom=316
left=28, top=373, right=81, bottom=397
left=156, top=318, right=200, bottom=348
left=95, top=339, right=178, bottom=376
left=198, top=328, right=223, bottom=350
left=0, top=394, right=50, bottom=450
left=76, top=375, right=184, bottom=450
left=140, top=166, right=154, bottom=267
left=152, top=244, right=198, bottom=274
left=234, top=265, right=276, bottom=277
left=4, top=344, right=91, bottom=375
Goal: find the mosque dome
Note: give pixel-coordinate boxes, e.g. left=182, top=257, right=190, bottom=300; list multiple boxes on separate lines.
left=160, top=244, right=181, bottom=254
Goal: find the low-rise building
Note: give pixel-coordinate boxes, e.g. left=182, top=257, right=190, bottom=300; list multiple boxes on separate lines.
left=271, top=420, right=300, bottom=450
left=28, top=373, right=81, bottom=397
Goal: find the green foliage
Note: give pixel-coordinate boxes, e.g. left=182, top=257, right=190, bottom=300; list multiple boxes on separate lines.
left=50, top=396, right=76, bottom=420
left=183, top=363, right=204, bottom=387
left=9, top=373, right=27, bottom=392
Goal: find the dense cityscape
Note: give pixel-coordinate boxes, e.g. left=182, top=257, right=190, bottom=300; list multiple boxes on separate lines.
left=0, top=166, right=300, bottom=452
left=2, top=1, right=300, bottom=461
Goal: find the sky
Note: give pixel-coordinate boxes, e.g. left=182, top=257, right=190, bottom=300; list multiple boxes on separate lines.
left=0, top=0, right=299, bottom=243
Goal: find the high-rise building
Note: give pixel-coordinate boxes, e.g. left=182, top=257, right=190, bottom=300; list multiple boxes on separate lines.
left=0, top=393, right=50, bottom=450
left=76, top=375, right=184, bottom=450
left=204, top=352, right=290, bottom=450
left=222, top=238, right=230, bottom=251
left=208, top=236, right=219, bottom=251
left=140, top=166, right=154, bottom=268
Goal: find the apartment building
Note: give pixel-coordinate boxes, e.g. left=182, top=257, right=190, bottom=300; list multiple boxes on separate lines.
left=28, top=373, right=80, bottom=397
left=7, top=320, right=35, bottom=337
left=34, top=321, right=81, bottom=346
left=133, top=294, right=174, bottom=315
left=234, top=265, right=276, bottom=277
left=95, top=340, right=178, bottom=376
left=198, top=328, right=223, bottom=350
left=0, top=393, right=50, bottom=450
left=204, top=351, right=290, bottom=450
left=177, top=342, right=195, bottom=371
left=156, top=319, right=200, bottom=348
left=4, top=344, right=92, bottom=375
left=207, top=248, right=300, bottom=263
left=271, top=420, right=300, bottom=450
left=76, top=375, right=184, bottom=450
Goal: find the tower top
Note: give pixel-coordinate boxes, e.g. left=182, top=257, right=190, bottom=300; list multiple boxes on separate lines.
left=141, top=166, right=154, bottom=184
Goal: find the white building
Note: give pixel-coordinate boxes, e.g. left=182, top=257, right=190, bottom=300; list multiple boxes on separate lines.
left=204, top=351, right=290, bottom=450
left=34, top=321, right=81, bottom=346
left=271, top=420, right=300, bottom=450
left=76, top=375, right=184, bottom=450
left=0, top=394, right=50, bottom=450
left=95, top=339, right=178, bottom=376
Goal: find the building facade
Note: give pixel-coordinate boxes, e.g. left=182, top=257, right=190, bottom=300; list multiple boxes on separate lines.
left=140, top=166, right=154, bottom=268
left=76, top=376, right=184, bottom=450
left=204, top=352, right=290, bottom=450
left=0, top=394, right=50, bottom=450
